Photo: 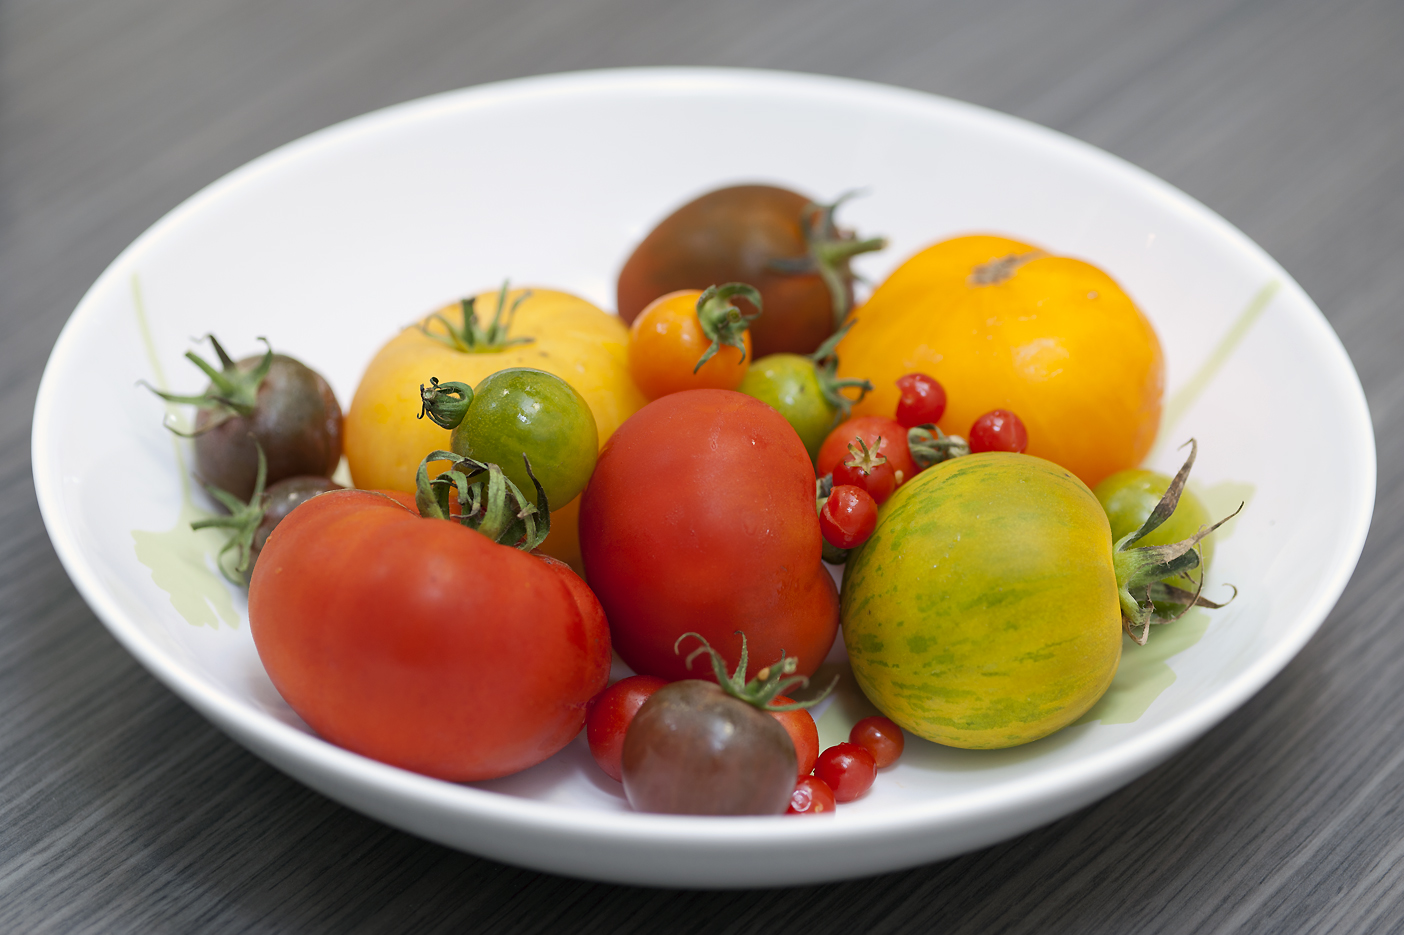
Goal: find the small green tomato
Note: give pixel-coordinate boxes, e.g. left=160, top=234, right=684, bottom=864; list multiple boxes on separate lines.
left=440, top=368, right=598, bottom=509
left=1095, top=469, right=1215, bottom=579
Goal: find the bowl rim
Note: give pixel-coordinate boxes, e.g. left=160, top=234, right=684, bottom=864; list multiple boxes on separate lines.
left=31, top=65, right=1378, bottom=855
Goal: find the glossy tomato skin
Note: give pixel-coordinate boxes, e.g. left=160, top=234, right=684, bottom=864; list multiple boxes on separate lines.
left=850, top=716, right=905, bottom=768
left=771, top=696, right=820, bottom=778
left=628, top=291, right=752, bottom=399
left=819, top=485, right=878, bottom=550
left=248, top=489, right=611, bottom=782
left=968, top=409, right=1029, bottom=454
left=813, top=743, right=877, bottom=803
left=621, top=680, right=797, bottom=815
left=816, top=416, right=918, bottom=488
left=585, top=674, right=668, bottom=782
left=787, top=776, right=836, bottom=815
left=451, top=368, right=599, bottom=509
left=617, top=185, right=837, bottom=358
left=894, top=373, right=947, bottom=428
left=579, top=389, right=839, bottom=682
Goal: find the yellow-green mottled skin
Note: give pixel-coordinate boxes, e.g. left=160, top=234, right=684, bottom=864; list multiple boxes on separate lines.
left=841, top=452, right=1122, bottom=748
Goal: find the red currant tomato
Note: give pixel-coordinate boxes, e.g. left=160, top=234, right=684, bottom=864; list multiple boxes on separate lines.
left=787, top=776, right=837, bottom=815
left=819, top=485, right=878, bottom=550
left=969, top=409, right=1029, bottom=454
left=830, top=441, right=896, bottom=505
left=817, top=416, right=918, bottom=489
left=849, top=716, right=905, bottom=768
left=586, top=675, right=668, bottom=782
left=770, top=696, right=819, bottom=778
left=813, top=742, right=877, bottom=803
left=894, top=373, right=947, bottom=428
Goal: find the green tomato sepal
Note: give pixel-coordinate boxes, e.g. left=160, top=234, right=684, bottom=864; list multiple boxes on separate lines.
left=189, top=440, right=270, bottom=586
left=693, top=283, right=763, bottom=373
left=140, top=334, right=273, bottom=434
left=675, top=631, right=837, bottom=713
left=907, top=423, right=970, bottom=469
left=417, top=376, right=475, bottom=430
left=767, top=190, right=888, bottom=328
left=414, top=448, right=551, bottom=552
left=418, top=280, right=535, bottom=354
left=809, top=319, right=873, bottom=423
left=1111, top=439, right=1241, bottom=644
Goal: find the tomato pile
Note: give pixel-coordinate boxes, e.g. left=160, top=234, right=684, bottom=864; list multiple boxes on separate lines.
left=150, top=182, right=1238, bottom=814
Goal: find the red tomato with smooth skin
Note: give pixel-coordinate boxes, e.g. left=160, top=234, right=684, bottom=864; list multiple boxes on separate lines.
left=814, top=742, right=877, bottom=803
left=771, top=696, right=820, bottom=778
left=249, top=489, right=611, bottom=782
left=787, top=776, right=837, bottom=815
left=816, top=416, right=918, bottom=488
left=586, top=675, right=669, bottom=782
left=850, top=716, right=905, bottom=768
left=894, top=373, right=947, bottom=428
left=580, top=389, right=840, bottom=682
left=969, top=408, right=1030, bottom=453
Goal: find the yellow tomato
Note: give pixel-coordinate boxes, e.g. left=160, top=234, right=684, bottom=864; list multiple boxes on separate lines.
left=837, top=235, right=1163, bottom=487
left=345, top=287, right=647, bottom=568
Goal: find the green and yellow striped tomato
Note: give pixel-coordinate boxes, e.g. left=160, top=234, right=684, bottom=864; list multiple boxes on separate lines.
left=841, top=452, right=1122, bottom=748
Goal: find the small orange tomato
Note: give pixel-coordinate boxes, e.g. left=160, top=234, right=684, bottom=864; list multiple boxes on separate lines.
left=628, top=284, right=759, bottom=399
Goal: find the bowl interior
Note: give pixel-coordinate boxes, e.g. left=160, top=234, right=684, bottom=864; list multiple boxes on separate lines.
left=32, top=68, right=1374, bottom=883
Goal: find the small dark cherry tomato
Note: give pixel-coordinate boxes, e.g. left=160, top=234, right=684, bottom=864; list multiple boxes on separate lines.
left=248, top=476, right=342, bottom=575
left=819, top=485, right=878, bottom=550
left=621, top=680, right=797, bottom=815
left=586, top=675, right=669, bottom=782
left=787, top=776, right=837, bottom=815
left=894, top=373, right=947, bottom=428
left=771, top=696, right=820, bottom=778
left=814, top=742, right=877, bottom=803
left=830, top=438, right=896, bottom=505
left=968, top=409, right=1029, bottom=454
left=817, top=415, right=917, bottom=489
left=849, top=716, right=905, bottom=768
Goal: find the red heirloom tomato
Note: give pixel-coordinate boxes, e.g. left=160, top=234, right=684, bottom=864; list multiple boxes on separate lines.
left=249, top=472, right=611, bottom=782
left=771, top=695, right=820, bottom=778
left=816, top=415, right=918, bottom=488
left=579, top=389, right=839, bottom=682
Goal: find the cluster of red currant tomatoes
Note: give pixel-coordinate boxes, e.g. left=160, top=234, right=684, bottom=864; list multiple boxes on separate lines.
left=817, top=372, right=1030, bottom=553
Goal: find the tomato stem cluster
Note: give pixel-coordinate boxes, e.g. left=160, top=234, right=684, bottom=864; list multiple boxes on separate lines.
left=675, top=632, right=835, bottom=713
left=906, top=423, right=970, bottom=469
left=810, top=319, right=873, bottom=422
left=417, top=376, right=475, bottom=430
left=693, top=283, right=763, bottom=372
left=414, top=449, right=552, bottom=551
left=189, top=441, right=269, bottom=585
left=770, top=191, right=888, bottom=327
left=420, top=280, right=536, bottom=354
left=141, top=334, right=273, bottom=434
left=1112, top=439, right=1241, bottom=643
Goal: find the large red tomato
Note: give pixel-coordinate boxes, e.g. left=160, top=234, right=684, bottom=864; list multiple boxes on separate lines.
left=579, top=389, right=839, bottom=682
left=248, top=488, right=611, bottom=782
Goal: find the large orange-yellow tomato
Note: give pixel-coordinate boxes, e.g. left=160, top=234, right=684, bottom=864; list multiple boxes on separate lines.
left=345, top=288, right=648, bottom=568
left=836, top=235, right=1163, bottom=487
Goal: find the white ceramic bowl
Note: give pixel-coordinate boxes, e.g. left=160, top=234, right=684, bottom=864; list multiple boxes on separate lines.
left=32, top=68, right=1374, bottom=887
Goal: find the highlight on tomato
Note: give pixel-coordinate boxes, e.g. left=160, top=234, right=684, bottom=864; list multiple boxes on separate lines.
left=248, top=449, right=611, bottom=782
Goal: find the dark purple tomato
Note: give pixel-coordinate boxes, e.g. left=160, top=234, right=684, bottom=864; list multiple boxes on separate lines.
left=193, top=353, right=343, bottom=502
left=616, top=185, right=884, bottom=358
left=621, top=679, right=798, bottom=815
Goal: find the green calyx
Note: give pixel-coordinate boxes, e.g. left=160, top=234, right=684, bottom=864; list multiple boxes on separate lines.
left=413, top=448, right=551, bottom=551
left=810, top=319, right=873, bottom=422
left=769, top=191, right=888, bottom=328
left=141, top=335, right=272, bottom=434
left=1112, top=439, right=1241, bottom=644
left=693, top=283, right=763, bottom=373
left=418, top=377, right=475, bottom=430
left=674, top=631, right=836, bottom=712
left=419, top=280, right=535, bottom=354
left=907, top=423, right=970, bottom=469
left=189, top=441, right=269, bottom=586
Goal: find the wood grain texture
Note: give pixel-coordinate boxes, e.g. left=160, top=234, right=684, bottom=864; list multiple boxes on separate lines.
left=3, top=0, right=1402, bottom=930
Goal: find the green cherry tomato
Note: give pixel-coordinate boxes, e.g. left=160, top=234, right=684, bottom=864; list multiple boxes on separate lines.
left=738, top=354, right=835, bottom=461
left=451, top=368, right=599, bottom=509
left=1094, top=468, right=1215, bottom=580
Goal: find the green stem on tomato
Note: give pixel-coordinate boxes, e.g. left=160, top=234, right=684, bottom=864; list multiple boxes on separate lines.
left=417, top=280, right=536, bottom=354
left=693, top=282, right=763, bottom=372
left=412, top=448, right=551, bottom=551
left=673, top=632, right=837, bottom=712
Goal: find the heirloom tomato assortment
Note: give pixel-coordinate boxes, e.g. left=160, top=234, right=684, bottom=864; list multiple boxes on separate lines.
left=151, top=182, right=1238, bottom=816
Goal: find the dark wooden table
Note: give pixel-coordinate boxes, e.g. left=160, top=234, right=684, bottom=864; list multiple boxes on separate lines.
left=4, top=0, right=1402, bottom=930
